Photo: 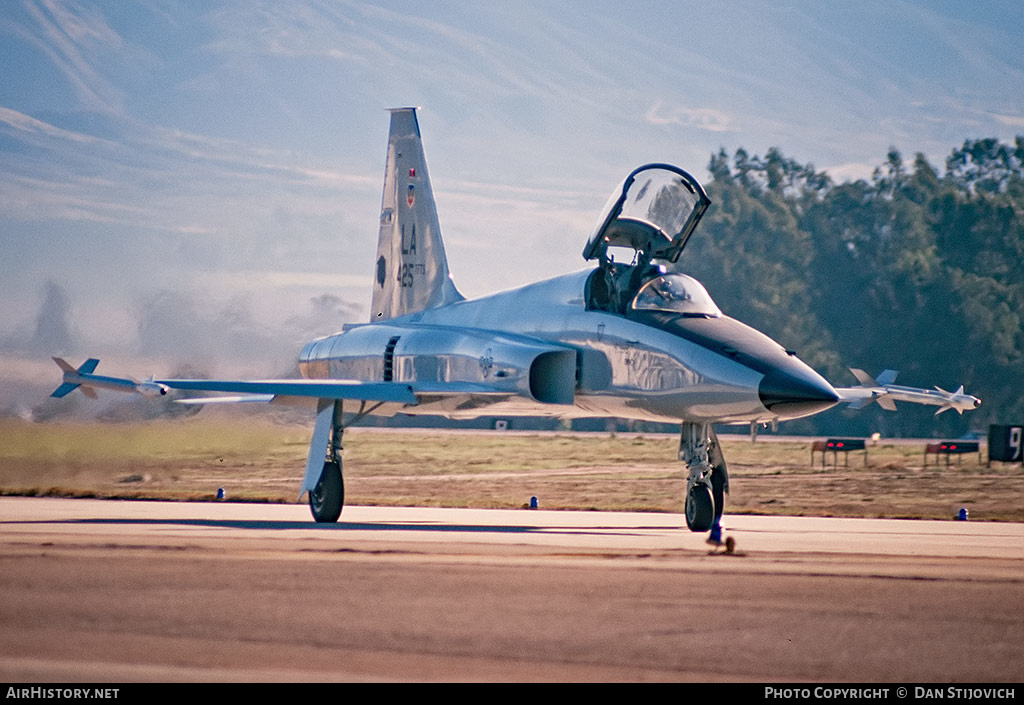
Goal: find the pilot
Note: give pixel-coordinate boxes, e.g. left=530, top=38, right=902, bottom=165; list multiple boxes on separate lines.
left=587, top=254, right=619, bottom=312
left=618, top=257, right=663, bottom=313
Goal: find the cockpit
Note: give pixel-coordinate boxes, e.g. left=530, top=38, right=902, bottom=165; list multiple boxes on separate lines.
left=630, top=274, right=721, bottom=317
left=585, top=265, right=721, bottom=317
left=583, top=163, right=714, bottom=317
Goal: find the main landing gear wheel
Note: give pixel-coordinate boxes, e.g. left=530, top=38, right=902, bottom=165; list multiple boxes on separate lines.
left=309, top=460, right=343, bottom=523
left=685, top=484, right=715, bottom=532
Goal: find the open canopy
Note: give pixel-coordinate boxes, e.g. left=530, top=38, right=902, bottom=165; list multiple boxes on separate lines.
left=582, top=164, right=710, bottom=263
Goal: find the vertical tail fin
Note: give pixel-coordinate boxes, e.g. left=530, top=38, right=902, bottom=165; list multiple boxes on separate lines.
left=370, top=107, right=463, bottom=321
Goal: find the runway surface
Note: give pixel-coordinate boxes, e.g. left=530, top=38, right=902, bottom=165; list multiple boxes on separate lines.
left=1, top=496, right=1021, bottom=682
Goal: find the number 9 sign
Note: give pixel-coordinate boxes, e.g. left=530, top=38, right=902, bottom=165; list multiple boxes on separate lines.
left=989, top=425, right=1024, bottom=463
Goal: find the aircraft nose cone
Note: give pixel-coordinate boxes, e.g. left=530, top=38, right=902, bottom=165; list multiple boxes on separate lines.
left=759, top=369, right=839, bottom=419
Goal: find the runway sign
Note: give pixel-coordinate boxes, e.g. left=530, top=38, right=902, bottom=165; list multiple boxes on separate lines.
left=989, top=425, right=1023, bottom=463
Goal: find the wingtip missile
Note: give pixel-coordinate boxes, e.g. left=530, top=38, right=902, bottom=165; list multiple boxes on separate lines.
left=50, top=357, right=167, bottom=398
left=836, top=368, right=980, bottom=415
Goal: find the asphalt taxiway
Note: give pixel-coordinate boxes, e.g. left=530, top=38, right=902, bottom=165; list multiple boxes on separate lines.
left=1, top=497, right=1021, bottom=682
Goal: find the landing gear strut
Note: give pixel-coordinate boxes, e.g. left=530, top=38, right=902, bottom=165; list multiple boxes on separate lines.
left=679, top=422, right=730, bottom=537
left=302, top=399, right=386, bottom=523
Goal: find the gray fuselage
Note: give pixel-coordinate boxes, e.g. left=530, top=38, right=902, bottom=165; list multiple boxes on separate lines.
left=299, top=268, right=839, bottom=426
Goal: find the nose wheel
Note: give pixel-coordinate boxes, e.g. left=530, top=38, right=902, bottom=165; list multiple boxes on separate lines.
left=685, top=483, right=715, bottom=532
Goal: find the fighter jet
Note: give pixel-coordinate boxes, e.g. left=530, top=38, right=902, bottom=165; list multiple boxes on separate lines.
left=51, top=107, right=978, bottom=539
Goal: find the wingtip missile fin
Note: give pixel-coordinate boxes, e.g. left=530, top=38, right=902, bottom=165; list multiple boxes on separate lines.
left=876, top=395, right=898, bottom=412
left=849, top=368, right=876, bottom=386
left=52, top=357, right=75, bottom=374
left=876, top=369, right=899, bottom=386
left=50, top=382, right=79, bottom=398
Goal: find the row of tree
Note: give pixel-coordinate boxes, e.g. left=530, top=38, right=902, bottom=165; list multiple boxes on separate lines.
left=685, top=137, right=1024, bottom=437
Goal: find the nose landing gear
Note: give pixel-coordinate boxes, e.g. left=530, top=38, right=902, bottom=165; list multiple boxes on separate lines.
left=680, top=422, right=734, bottom=552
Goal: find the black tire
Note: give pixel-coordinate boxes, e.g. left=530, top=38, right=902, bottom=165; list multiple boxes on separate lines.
left=685, top=484, right=715, bottom=532
left=309, top=460, right=344, bottom=523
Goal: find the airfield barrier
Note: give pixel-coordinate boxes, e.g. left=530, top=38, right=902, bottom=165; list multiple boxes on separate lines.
left=924, top=441, right=981, bottom=467
left=811, top=438, right=868, bottom=468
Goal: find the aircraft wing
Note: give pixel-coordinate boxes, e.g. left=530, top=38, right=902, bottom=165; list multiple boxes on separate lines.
left=50, top=358, right=520, bottom=407
left=157, top=378, right=419, bottom=404
left=174, top=381, right=516, bottom=406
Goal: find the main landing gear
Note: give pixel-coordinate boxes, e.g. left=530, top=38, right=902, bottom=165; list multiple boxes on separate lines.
left=679, top=421, right=734, bottom=552
left=307, top=400, right=346, bottom=523
left=303, top=398, right=386, bottom=522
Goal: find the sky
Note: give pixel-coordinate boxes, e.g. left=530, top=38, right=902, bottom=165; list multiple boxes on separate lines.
left=1, top=0, right=1023, bottom=408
